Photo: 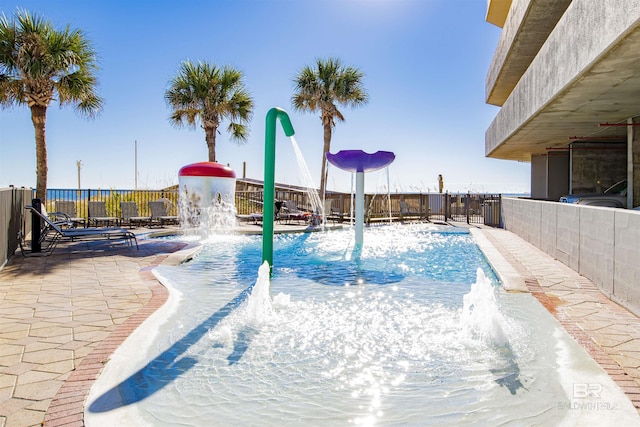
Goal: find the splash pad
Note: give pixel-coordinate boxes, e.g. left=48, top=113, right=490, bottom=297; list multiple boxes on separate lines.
left=84, top=225, right=640, bottom=426
left=178, top=162, right=237, bottom=234
left=83, top=109, right=640, bottom=426
left=326, top=150, right=395, bottom=247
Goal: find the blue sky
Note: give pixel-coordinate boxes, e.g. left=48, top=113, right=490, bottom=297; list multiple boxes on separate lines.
left=0, top=0, right=530, bottom=194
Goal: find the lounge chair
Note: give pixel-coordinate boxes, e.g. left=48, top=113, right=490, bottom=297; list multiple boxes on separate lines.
left=88, top=201, right=119, bottom=227
left=236, top=213, right=263, bottom=225
left=399, top=201, right=422, bottom=222
left=20, top=205, right=138, bottom=256
left=324, top=200, right=343, bottom=223
left=120, top=201, right=151, bottom=228
left=41, top=205, right=73, bottom=229
left=278, top=200, right=309, bottom=224
left=54, top=200, right=86, bottom=228
left=149, top=200, right=179, bottom=227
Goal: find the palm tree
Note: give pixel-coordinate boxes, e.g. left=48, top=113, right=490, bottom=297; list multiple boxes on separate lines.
left=0, top=9, right=103, bottom=202
left=292, top=57, right=368, bottom=196
left=165, top=61, right=254, bottom=163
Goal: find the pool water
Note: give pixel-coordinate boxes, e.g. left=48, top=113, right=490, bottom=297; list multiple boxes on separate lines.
left=86, top=224, right=638, bottom=426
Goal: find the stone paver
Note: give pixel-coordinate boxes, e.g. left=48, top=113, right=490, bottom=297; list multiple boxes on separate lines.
left=3, top=224, right=640, bottom=425
left=481, top=227, right=640, bottom=412
left=0, top=229, right=185, bottom=427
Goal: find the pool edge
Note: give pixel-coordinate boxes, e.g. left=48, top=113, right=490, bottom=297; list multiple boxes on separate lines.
left=469, top=227, right=528, bottom=292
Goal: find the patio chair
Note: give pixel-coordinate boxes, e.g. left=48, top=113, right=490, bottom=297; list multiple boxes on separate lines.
left=41, top=205, right=73, bottom=229
left=20, top=205, right=138, bottom=256
left=88, top=201, right=119, bottom=227
left=236, top=213, right=263, bottom=225
left=149, top=200, right=179, bottom=227
left=120, top=201, right=151, bottom=228
left=399, top=201, right=422, bottom=222
left=278, top=200, right=309, bottom=224
left=324, top=200, right=343, bottom=223
left=55, top=200, right=86, bottom=228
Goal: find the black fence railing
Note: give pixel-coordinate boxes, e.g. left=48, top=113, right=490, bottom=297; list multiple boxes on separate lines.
left=43, top=188, right=502, bottom=227
left=236, top=190, right=501, bottom=226
left=45, top=189, right=179, bottom=219
left=1, top=187, right=502, bottom=269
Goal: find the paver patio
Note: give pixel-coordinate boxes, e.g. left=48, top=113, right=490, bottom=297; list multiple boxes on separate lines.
left=0, top=231, right=184, bottom=427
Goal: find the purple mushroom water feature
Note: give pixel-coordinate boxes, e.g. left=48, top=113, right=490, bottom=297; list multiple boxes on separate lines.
left=326, top=150, right=395, bottom=247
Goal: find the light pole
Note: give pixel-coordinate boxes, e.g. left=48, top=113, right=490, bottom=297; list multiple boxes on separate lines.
left=134, top=140, right=138, bottom=190
left=76, top=160, right=82, bottom=189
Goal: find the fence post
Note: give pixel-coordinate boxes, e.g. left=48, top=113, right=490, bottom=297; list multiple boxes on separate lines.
left=31, top=198, right=42, bottom=253
left=466, top=192, right=470, bottom=224
left=444, top=192, right=449, bottom=221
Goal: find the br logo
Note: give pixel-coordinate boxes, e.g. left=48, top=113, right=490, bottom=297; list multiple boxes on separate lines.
left=573, top=383, right=603, bottom=398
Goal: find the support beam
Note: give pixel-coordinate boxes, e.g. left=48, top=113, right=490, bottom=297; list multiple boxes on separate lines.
left=355, top=171, right=364, bottom=247
left=630, top=117, right=640, bottom=208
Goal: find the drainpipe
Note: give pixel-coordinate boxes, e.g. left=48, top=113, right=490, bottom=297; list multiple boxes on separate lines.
left=628, top=117, right=634, bottom=209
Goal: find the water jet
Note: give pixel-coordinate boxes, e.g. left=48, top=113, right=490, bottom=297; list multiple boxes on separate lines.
left=178, top=162, right=237, bottom=233
left=263, top=107, right=295, bottom=271
left=326, top=150, right=395, bottom=247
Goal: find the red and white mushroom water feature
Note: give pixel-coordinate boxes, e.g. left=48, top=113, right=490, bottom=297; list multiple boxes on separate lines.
left=178, top=162, right=237, bottom=234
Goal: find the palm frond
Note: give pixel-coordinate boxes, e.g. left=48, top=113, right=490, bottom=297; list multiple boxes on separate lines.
left=291, top=57, right=368, bottom=125
left=165, top=60, right=254, bottom=157
left=0, top=9, right=102, bottom=113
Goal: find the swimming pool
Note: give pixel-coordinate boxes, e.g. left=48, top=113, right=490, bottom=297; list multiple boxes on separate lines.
left=86, top=224, right=638, bottom=426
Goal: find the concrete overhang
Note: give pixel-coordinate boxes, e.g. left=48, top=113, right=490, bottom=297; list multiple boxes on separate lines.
left=486, top=1, right=640, bottom=162
left=486, top=0, right=571, bottom=106
left=486, top=0, right=512, bottom=28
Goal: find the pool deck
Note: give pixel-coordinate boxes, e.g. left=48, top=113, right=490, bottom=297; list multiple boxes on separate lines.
left=1, top=222, right=640, bottom=426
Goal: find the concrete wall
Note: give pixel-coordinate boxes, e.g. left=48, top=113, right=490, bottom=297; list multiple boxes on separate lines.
left=632, top=118, right=640, bottom=208
left=531, top=154, right=547, bottom=199
left=0, top=187, right=34, bottom=270
left=531, top=152, right=569, bottom=200
left=548, top=152, right=569, bottom=201
left=571, top=143, right=626, bottom=194
left=485, top=0, right=571, bottom=106
left=486, top=0, right=640, bottom=155
left=502, top=197, right=640, bottom=316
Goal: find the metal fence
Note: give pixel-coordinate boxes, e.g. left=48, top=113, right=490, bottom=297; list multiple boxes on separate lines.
left=1, top=186, right=501, bottom=270
left=44, top=187, right=502, bottom=226
left=0, top=187, right=34, bottom=269
left=45, top=189, right=180, bottom=219
left=328, top=192, right=501, bottom=225
left=236, top=189, right=502, bottom=226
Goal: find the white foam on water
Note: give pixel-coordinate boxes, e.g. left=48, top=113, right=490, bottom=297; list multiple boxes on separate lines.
left=459, top=267, right=508, bottom=346
left=272, top=292, right=291, bottom=308
left=243, top=261, right=276, bottom=325
left=178, top=184, right=237, bottom=238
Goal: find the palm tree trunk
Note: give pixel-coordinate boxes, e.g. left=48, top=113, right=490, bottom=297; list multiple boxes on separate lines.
left=205, top=126, right=217, bottom=162
left=320, top=122, right=332, bottom=196
left=30, top=105, right=48, bottom=202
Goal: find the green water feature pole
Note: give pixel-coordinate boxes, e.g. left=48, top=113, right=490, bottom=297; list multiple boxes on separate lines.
left=263, top=107, right=295, bottom=272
